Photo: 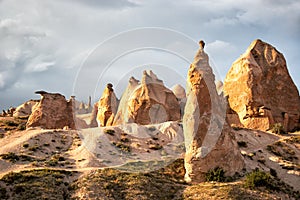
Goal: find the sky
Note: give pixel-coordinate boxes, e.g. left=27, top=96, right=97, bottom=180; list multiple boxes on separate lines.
left=0, top=0, right=299, bottom=110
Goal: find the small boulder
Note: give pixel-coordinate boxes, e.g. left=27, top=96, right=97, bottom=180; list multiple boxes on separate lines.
left=13, top=99, right=39, bottom=117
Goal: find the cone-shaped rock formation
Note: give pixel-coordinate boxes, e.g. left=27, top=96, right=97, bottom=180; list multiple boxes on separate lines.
left=114, top=70, right=180, bottom=125
left=224, top=39, right=300, bottom=131
left=183, top=40, right=244, bottom=183
left=96, top=83, right=118, bottom=127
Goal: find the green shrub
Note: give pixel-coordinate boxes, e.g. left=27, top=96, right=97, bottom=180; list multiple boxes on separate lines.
left=270, top=123, right=286, bottom=135
left=245, top=169, right=270, bottom=189
left=232, top=126, right=243, bottom=131
left=148, top=126, right=156, bottom=131
left=4, top=121, right=18, bottom=127
left=0, top=152, right=34, bottom=163
left=17, top=123, right=26, bottom=130
left=0, top=187, right=7, bottom=199
left=45, top=158, right=58, bottom=166
left=113, top=142, right=131, bottom=152
left=120, top=137, right=129, bottom=143
left=104, top=129, right=115, bottom=135
left=28, top=145, right=39, bottom=152
left=237, top=141, right=247, bottom=148
left=205, top=167, right=226, bottom=182
left=0, top=152, right=19, bottom=162
left=285, top=136, right=300, bottom=144
left=22, top=143, right=29, bottom=148
left=149, top=144, right=163, bottom=150
left=0, top=169, right=74, bottom=199
left=270, top=168, right=277, bottom=177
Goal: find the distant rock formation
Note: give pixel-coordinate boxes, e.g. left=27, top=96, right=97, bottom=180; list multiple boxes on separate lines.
left=26, top=91, right=76, bottom=129
left=183, top=40, right=244, bottom=183
left=13, top=100, right=39, bottom=117
left=224, top=39, right=300, bottom=132
left=113, top=77, right=140, bottom=125
left=75, top=96, right=92, bottom=114
left=113, top=70, right=180, bottom=125
left=171, top=84, right=186, bottom=117
left=1, top=107, right=16, bottom=117
left=89, top=103, right=99, bottom=127
left=96, top=83, right=118, bottom=127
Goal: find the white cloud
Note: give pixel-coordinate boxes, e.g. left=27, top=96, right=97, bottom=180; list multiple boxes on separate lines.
left=26, top=61, right=55, bottom=72
left=206, top=40, right=236, bottom=54
left=0, top=0, right=299, bottom=110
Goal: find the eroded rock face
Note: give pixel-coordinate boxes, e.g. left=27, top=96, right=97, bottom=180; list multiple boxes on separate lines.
left=113, top=77, right=140, bottom=125
left=13, top=100, right=39, bottom=117
left=224, top=39, right=300, bottom=132
left=26, top=91, right=75, bottom=129
left=96, top=83, right=118, bottom=127
left=183, top=41, right=244, bottom=183
left=114, top=70, right=180, bottom=125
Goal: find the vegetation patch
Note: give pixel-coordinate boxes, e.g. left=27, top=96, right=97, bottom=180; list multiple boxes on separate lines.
left=148, top=143, right=163, bottom=150
left=245, top=169, right=271, bottom=189
left=244, top=169, right=299, bottom=198
left=232, top=126, right=243, bottom=131
left=112, top=142, right=131, bottom=153
left=267, top=141, right=297, bottom=161
left=28, top=145, right=39, bottom=152
left=72, top=160, right=186, bottom=200
left=284, top=135, right=300, bottom=144
left=45, top=154, right=66, bottom=167
left=104, top=129, right=115, bottom=136
left=0, top=117, right=28, bottom=132
left=237, top=141, right=248, bottom=148
left=205, top=167, right=229, bottom=182
left=0, top=152, right=34, bottom=163
left=148, top=126, right=156, bottom=131
left=270, top=123, right=286, bottom=135
left=0, top=169, right=76, bottom=200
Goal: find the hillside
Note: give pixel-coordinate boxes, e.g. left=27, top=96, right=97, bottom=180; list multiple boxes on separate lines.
left=0, top=117, right=299, bottom=199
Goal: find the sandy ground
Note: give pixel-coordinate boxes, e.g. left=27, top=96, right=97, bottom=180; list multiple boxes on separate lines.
left=0, top=118, right=299, bottom=191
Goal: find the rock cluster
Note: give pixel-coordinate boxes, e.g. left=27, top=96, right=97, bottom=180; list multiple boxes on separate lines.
left=13, top=100, right=39, bottom=117
left=183, top=41, right=244, bottom=183
left=26, top=91, right=76, bottom=129
left=224, top=39, right=300, bottom=132
left=75, top=96, right=92, bottom=114
left=113, top=70, right=180, bottom=125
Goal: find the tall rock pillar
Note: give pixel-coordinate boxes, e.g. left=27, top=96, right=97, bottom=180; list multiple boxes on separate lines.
left=183, top=41, right=244, bottom=183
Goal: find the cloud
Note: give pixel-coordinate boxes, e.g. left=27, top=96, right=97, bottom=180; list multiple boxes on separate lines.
left=0, top=73, right=5, bottom=88
left=206, top=40, right=236, bottom=53
left=0, top=0, right=299, bottom=110
left=25, top=61, right=55, bottom=72
left=65, top=0, right=137, bottom=9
